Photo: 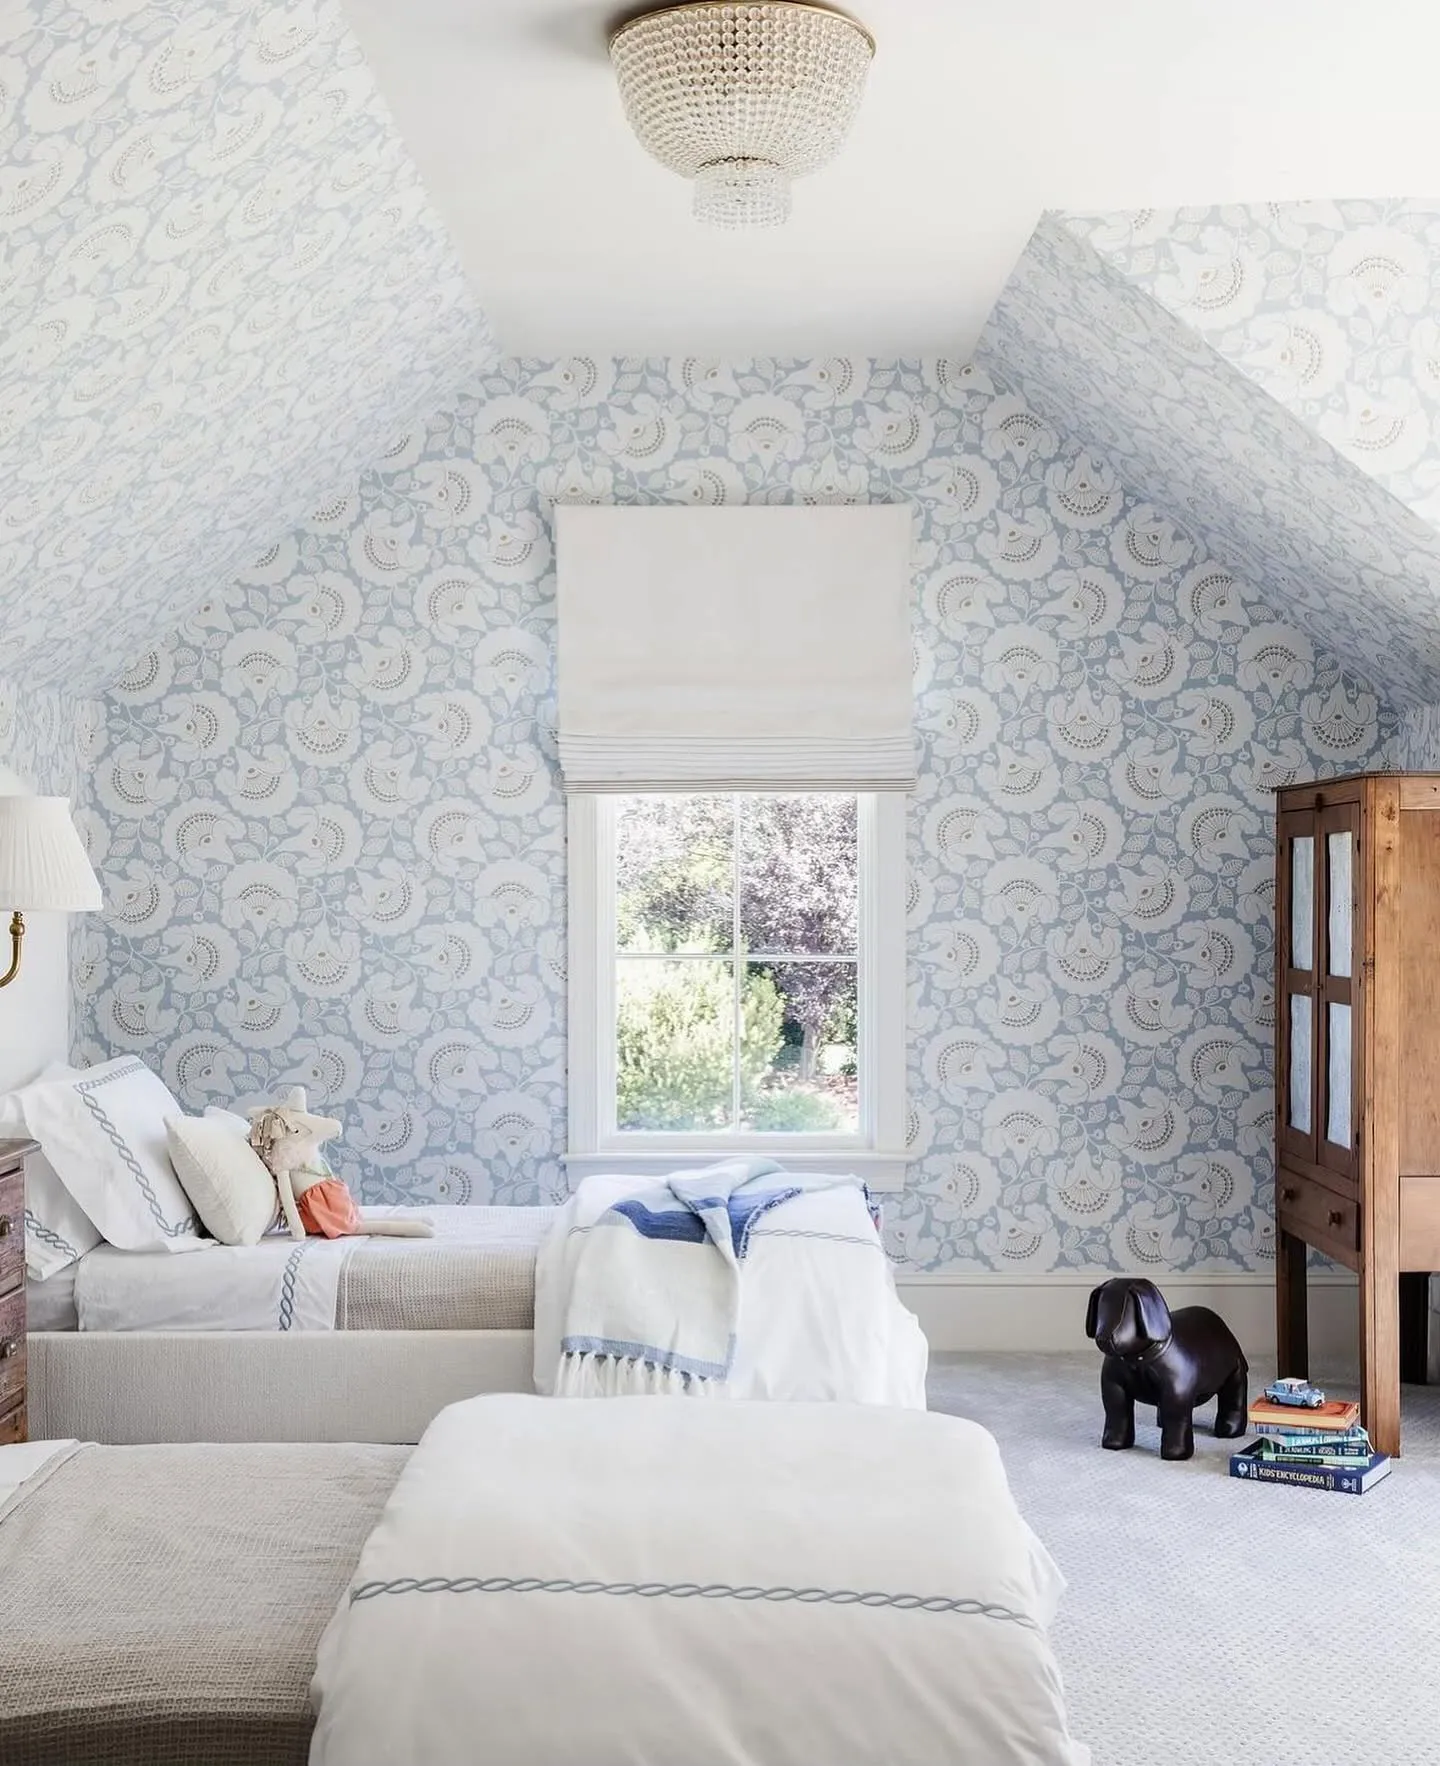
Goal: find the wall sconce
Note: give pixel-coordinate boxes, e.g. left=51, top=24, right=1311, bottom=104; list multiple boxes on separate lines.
left=0, top=797, right=103, bottom=989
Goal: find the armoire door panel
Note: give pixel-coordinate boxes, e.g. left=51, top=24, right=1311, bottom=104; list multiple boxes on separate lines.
left=1314, top=802, right=1359, bottom=1186
left=1326, top=828, right=1353, bottom=978
left=1290, top=831, right=1316, bottom=971
left=1276, top=809, right=1319, bottom=1167
left=1287, top=993, right=1313, bottom=1136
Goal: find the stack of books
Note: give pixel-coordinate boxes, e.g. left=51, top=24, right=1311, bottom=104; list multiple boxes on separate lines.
left=1230, top=1391, right=1392, bottom=1495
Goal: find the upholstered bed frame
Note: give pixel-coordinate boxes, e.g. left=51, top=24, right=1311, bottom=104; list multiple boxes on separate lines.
left=28, top=1329, right=535, bottom=1444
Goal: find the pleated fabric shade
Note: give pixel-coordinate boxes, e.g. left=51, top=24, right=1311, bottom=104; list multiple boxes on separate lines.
left=555, top=504, right=915, bottom=793
left=0, top=797, right=102, bottom=910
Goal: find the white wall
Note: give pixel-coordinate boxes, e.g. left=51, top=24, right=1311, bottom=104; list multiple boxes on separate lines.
left=0, top=767, right=71, bottom=1092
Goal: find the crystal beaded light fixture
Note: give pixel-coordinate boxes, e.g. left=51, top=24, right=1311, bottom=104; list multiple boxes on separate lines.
left=609, top=2, right=875, bottom=229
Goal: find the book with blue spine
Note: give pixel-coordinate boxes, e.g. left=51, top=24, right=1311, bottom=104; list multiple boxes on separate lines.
left=1254, top=1428, right=1371, bottom=1464
left=1230, top=1443, right=1391, bottom=1495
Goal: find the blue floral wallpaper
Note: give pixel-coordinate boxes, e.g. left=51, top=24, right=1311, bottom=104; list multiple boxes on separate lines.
left=980, top=214, right=1440, bottom=712
left=73, top=358, right=1391, bottom=1271
left=0, top=679, right=87, bottom=796
left=1070, top=202, right=1440, bottom=532
left=0, top=0, right=493, bottom=696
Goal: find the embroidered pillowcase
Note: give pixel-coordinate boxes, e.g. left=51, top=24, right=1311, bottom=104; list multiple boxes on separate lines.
left=19, top=1058, right=205, bottom=1254
left=167, top=1113, right=279, bottom=1247
left=21, top=1153, right=105, bottom=1281
left=0, top=1067, right=103, bottom=1281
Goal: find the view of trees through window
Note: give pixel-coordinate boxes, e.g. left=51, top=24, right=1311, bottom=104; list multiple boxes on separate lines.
left=614, top=794, right=860, bottom=1134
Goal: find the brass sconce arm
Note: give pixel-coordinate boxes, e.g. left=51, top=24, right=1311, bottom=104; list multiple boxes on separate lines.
left=0, top=911, right=23, bottom=989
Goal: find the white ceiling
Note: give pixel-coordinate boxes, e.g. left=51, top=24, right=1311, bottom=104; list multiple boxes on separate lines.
left=342, top=0, right=1440, bottom=359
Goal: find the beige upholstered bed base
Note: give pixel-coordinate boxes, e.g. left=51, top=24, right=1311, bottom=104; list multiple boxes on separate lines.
left=28, top=1328, right=535, bottom=1444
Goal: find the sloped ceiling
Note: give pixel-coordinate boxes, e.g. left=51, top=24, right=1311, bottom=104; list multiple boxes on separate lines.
left=0, top=0, right=494, bottom=696
left=1071, top=202, right=1440, bottom=530
left=977, top=212, right=1440, bottom=709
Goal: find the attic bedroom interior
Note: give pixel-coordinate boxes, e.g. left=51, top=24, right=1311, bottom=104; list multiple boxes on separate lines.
left=2, top=2, right=1439, bottom=1762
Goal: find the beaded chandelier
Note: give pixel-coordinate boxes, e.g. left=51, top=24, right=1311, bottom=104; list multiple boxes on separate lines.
left=609, top=3, right=875, bottom=229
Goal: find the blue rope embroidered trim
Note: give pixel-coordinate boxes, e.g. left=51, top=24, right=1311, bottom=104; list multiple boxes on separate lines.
left=75, top=1063, right=197, bottom=1239
left=24, top=1211, right=79, bottom=1262
left=349, top=1577, right=1039, bottom=1629
left=747, top=1227, right=882, bottom=1250
left=277, top=1242, right=309, bottom=1331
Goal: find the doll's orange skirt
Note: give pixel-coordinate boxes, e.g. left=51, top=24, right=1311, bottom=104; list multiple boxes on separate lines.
left=297, top=1179, right=363, bottom=1238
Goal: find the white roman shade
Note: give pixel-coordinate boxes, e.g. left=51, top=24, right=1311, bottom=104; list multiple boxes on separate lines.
left=555, top=504, right=914, bottom=792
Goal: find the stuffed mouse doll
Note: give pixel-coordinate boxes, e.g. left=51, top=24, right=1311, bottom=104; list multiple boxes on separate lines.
left=248, top=1089, right=432, bottom=1241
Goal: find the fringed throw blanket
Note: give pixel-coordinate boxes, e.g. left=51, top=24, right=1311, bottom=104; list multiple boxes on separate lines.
left=541, top=1161, right=914, bottom=1400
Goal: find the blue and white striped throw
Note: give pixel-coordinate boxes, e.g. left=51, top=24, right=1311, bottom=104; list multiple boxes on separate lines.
left=554, top=1160, right=866, bottom=1395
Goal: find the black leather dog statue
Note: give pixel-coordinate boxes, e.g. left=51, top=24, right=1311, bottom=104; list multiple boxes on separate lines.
left=1084, top=1276, right=1248, bottom=1461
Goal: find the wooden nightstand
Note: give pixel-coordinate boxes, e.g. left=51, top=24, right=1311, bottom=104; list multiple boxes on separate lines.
left=0, top=1139, right=32, bottom=1445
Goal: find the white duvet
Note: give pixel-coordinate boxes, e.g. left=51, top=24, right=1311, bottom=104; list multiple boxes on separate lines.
left=534, top=1172, right=929, bottom=1405
left=310, top=1395, right=1088, bottom=1766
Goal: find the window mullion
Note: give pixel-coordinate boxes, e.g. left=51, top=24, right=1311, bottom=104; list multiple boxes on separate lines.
left=731, top=794, right=742, bottom=1134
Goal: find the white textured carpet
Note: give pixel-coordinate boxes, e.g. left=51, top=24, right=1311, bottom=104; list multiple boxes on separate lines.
left=927, top=1355, right=1440, bottom=1766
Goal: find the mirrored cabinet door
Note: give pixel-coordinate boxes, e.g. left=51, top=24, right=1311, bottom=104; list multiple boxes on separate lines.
left=1277, top=812, right=1319, bottom=1167
left=1315, top=805, right=1359, bottom=1180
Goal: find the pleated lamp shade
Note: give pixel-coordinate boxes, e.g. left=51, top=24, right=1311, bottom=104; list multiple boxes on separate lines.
left=0, top=797, right=102, bottom=911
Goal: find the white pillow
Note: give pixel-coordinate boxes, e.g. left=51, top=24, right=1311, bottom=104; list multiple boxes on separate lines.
left=167, top=1114, right=279, bottom=1246
left=0, top=1067, right=104, bottom=1281
left=20, top=1151, right=104, bottom=1281
left=18, top=1057, right=206, bottom=1253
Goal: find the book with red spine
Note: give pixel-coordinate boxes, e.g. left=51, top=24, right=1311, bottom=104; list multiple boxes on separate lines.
left=1246, top=1398, right=1360, bottom=1434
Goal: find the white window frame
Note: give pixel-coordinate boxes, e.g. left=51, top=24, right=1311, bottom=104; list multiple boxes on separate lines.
left=566, top=791, right=908, bottom=1191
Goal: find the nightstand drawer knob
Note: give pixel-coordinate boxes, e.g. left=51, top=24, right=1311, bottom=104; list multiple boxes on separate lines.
left=1329, top=1209, right=1345, bottom=1227
left=0, top=1341, right=15, bottom=1361
left=1281, top=1186, right=1297, bottom=1203
left=0, top=1216, right=9, bottom=1238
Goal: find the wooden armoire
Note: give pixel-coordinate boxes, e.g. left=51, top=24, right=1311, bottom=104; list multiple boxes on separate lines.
left=1274, top=773, right=1440, bottom=1457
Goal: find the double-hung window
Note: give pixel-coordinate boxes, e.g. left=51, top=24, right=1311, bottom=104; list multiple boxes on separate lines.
left=567, top=789, right=906, bottom=1186
left=556, top=503, right=914, bottom=1190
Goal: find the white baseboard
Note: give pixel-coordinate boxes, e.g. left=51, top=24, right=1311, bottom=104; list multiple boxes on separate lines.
left=896, top=1270, right=1360, bottom=1367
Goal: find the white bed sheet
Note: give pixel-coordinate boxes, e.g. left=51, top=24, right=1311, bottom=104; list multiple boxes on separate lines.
left=311, top=1395, right=1088, bottom=1766
left=69, top=1206, right=548, bottom=1333
left=26, top=1267, right=78, bottom=1333
left=77, top=1235, right=344, bottom=1332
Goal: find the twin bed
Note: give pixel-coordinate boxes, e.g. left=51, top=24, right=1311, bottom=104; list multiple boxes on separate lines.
left=0, top=1400, right=1090, bottom=1766
left=28, top=1205, right=554, bottom=1441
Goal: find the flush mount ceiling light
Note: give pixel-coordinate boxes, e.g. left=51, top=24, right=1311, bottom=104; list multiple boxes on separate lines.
left=609, top=2, right=875, bottom=229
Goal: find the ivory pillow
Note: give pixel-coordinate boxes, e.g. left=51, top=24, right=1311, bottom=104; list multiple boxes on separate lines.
left=167, top=1114, right=279, bottom=1247
left=18, top=1057, right=204, bottom=1253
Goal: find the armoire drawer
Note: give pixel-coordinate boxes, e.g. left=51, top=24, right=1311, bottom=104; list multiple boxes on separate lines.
left=1277, top=1168, right=1361, bottom=1257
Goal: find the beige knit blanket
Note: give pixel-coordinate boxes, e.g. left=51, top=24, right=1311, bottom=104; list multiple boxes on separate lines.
left=338, top=1204, right=555, bottom=1330
left=0, top=1440, right=406, bottom=1766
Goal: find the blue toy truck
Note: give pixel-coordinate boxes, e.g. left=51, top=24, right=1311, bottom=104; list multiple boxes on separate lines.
left=1263, top=1376, right=1326, bottom=1409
